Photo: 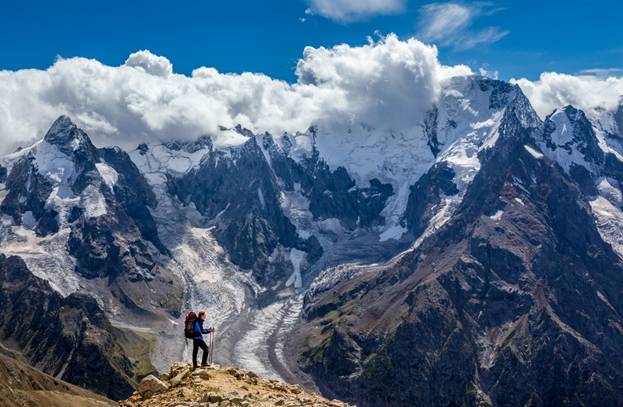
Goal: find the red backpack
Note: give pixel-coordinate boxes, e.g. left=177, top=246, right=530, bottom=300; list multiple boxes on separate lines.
left=184, top=312, right=197, bottom=339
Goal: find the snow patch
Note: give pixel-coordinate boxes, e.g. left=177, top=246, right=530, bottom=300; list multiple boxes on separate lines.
left=286, top=249, right=306, bottom=289
left=379, top=224, right=407, bottom=242
left=129, top=142, right=210, bottom=182
left=34, top=141, right=76, bottom=196
left=524, top=144, right=544, bottom=159
left=589, top=196, right=623, bottom=257
left=81, top=185, right=107, bottom=218
left=96, top=162, right=119, bottom=190
left=257, top=186, right=266, bottom=209
left=489, top=210, right=504, bottom=221
left=317, top=218, right=343, bottom=235
left=596, top=177, right=623, bottom=206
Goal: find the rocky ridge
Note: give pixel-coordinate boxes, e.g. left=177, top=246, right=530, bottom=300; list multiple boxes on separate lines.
left=121, top=363, right=353, bottom=407
left=0, top=351, right=115, bottom=407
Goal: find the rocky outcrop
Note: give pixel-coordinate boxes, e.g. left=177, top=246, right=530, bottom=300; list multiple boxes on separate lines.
left=297, top=102, right=623, bottom=406
left=136, top=374, right=169, bottom=398
left=306, top=161, right=393, bottom=229
left=0, top=254, right=154, bottom=400
left=99, top=146, right=167, bottom=254
left=0, top=352, right=115, bottom=407
left=403, top=161, right=458, bottom=238
left=121, top=363, right=352, bottom=407
left=0, top=155, right=57, bottom=236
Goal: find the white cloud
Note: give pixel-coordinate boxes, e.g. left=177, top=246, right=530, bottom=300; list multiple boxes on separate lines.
left=305, top=0, right=405, bottom=22
left=0, top=34, right=471, bottom=155
left=418, top=2, right=509, bottom=50
left=513, top=72, right=623, bottom=118
left=125, top=50, right=173, bottom=78
left=578, top=68, right=623, bottom=78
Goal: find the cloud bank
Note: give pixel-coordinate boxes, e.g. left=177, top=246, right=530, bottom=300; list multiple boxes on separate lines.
left=0, top=35, right=470, bottom=154
left=305, top=0, right=405, bottom=22
left=1, top=34, right=621, bottom=156
left=513, top=72, right=623, bottom=118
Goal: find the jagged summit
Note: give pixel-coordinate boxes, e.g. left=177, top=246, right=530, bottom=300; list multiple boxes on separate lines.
left=45, top=114, right=75, bottom=136
left=43, top=115, right=94, bottom=154
left=37, top=115, right=101, bottom=171
left=162, top=134, right=213, bottom=154
left=540, top=105, right=605, bottom=173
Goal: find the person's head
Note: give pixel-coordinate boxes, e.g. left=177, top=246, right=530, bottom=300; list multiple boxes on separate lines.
left=198, top=311, right=206, bottom=321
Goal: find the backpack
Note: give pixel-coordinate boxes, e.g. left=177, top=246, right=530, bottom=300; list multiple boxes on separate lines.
left=184, top=312, right=197, bottom=339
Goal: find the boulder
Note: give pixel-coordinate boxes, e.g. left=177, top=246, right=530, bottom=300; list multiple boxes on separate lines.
left=169, top=368, right=191, bottom=387
left=137, top=375, right=169, bottom=398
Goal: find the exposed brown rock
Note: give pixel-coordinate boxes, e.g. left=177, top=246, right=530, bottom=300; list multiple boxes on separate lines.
left=120, top=363, right=353, bottom=407
left=0, top=352, right=115, bottom=407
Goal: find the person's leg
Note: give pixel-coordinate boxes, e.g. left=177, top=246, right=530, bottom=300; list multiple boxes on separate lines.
left=192, top=339, right=200, bottom=368
left=199, top=339, right=209, bottom=366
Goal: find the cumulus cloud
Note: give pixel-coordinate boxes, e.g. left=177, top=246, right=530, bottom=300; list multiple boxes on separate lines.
left=305, top=0, right=405, bottom=22
left=513, top=72, right=623, bottom=118
left=0, top=34, right=471, bottom=155
left=418, top=2, right=509, bottom=50
left=124, top=50, right=173, bottom=77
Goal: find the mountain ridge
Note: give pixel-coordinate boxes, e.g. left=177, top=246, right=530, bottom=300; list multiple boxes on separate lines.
left=1, top=74, right=623, bottom=406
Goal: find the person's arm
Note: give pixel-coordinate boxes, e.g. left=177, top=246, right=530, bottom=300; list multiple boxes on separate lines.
left=195, top=321, right=202, bottom=335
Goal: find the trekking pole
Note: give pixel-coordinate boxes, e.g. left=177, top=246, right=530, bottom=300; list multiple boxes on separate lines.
left=211, top=330, right=214, bottom=364
left=208, top=331, right=214, bottom=364
left=211, top=329, right=215, bottom=364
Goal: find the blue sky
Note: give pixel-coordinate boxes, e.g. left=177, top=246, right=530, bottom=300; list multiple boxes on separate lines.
left=1, top=0, right=621, bottom=81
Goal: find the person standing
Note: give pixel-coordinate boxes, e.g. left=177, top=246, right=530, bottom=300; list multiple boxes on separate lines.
left=192, top=311, right=214, bottom=369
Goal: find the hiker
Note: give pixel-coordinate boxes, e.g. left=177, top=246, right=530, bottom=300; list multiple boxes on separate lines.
left=185, top=311, right=215, bottom=369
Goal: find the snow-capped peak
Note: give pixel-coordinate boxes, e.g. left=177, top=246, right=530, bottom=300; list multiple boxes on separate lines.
left=537, top=105, right=605, bottom=173
left=44, top=116, right=81, bottom=146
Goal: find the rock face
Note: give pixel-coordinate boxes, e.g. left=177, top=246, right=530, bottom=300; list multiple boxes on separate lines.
left=170, top=128, right=395, bottom=285
left=173, top=136, right=317, bottom=284
left=0, top=254, right=153, bottom=400
left=297, top=98, right=623, bottom=406
left=121, top=363, right=352, bottom=407
left=403, top=161, right=458, bottom=238
left=0, top=352, right=115, bottom=407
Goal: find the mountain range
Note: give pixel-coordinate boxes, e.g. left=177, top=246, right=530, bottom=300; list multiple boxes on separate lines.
left=1, top=75, right=622, bottom=406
